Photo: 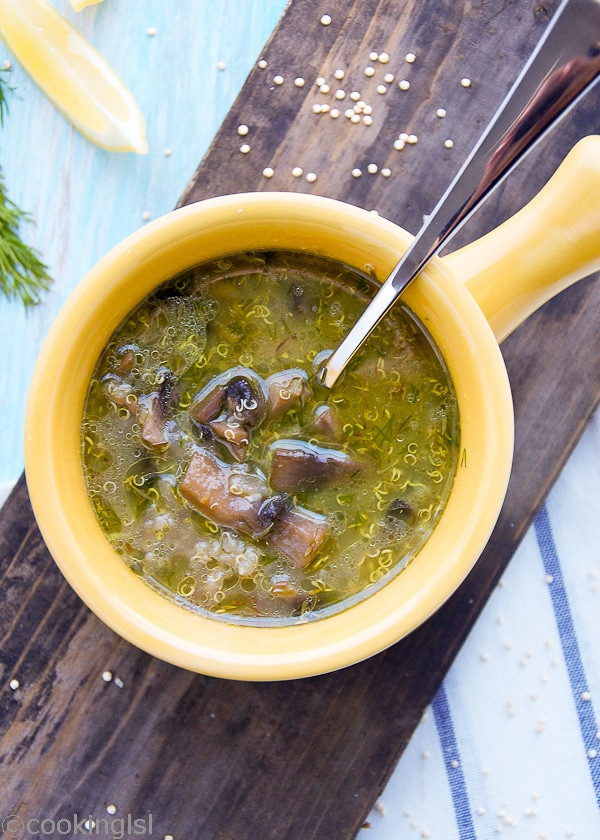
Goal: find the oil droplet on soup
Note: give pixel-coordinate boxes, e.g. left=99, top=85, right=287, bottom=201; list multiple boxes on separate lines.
left=82, top=251, right=460, bottom=624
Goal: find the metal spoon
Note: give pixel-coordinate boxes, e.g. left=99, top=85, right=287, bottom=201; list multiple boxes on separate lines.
left=318, top=0, right=600, bottom=389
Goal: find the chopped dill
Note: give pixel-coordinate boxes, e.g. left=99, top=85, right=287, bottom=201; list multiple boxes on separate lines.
left=0, top=69, right=52, bottom=306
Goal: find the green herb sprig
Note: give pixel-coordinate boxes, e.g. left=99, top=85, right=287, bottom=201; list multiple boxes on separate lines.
left=0, top=69, right=52, bottom=307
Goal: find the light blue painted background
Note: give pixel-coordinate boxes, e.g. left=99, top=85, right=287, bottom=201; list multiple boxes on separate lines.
left=1, top=3, right=599, bottom=838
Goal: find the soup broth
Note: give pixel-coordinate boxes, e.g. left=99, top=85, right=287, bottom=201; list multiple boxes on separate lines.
left=82, top=251, right=460, bottom=623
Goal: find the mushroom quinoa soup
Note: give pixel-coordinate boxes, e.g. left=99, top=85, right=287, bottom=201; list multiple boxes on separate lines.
left=82, top=250, right=460, bottom=623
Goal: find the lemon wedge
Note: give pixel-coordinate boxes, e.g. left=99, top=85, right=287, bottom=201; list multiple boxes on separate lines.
left=0, top=0, right=147, bottom=153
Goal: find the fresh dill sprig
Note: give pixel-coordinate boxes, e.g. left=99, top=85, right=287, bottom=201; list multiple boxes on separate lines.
left=0, top=68, right=52, bottom=307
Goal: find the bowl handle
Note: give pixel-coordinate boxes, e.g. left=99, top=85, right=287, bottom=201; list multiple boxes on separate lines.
left=441, top=135, right=600, bottom=344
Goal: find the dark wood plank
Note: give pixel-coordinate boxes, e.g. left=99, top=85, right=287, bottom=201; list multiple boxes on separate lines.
left=2, top=1, right=599, bottom=838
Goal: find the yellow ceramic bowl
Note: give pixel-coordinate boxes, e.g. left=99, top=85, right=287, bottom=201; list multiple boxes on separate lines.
left=25, top=137, right=600, bottom=680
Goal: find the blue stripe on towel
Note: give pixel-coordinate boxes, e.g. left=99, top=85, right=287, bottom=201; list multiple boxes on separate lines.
left=432, top=683, right=476, bottom=839
left=534, top=504, right=600, bottom=808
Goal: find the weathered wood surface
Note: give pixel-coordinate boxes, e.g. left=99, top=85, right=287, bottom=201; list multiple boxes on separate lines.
left=1, top=1, right=599, bottom=838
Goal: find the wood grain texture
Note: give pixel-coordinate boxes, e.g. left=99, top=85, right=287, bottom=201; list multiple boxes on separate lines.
left=1, top=1, right=599, bottom=838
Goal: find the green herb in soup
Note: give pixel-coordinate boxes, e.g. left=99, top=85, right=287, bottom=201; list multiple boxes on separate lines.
left=82, top=251, right=459, bottom=623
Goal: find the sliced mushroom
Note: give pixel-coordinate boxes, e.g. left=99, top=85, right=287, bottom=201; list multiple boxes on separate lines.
left=208, top=417, right=250, bottom=462
left=264, top=505, right=330, bottom=568
left=387, top=498, right=416, bottom=524
left=225, top=375, right=266, bottom=428
left=179, top=449, right=269, bottom=539
left=266, top=369, right=312, bottom=421
left=138, top=367, right=175, bottom=450
left=113, top=344, right=138, bottom=378
left=190, top=383, right=226, bottom=425
left=307, top=403, right=344, bottom=441
left=257, top=493, right=293, bottom=529
left=269, top=441, right=363, bottom=494
left=101, top=374, right=135, bottom=408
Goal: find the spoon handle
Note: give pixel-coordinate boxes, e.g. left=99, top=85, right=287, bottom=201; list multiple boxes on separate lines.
left=319, top=0, right=600, bottom=388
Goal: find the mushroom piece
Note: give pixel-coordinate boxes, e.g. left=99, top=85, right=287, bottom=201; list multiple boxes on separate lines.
left=190, top=383, right=226, bottom=425
left=306, top=403, right=344, bottom=442
left=387, top=498, right=416, bottom=524
left=225, top=375, right=266, bottom=428
left=101, top=373, right=135, bottom=408
left=180, top=449, right=269, bottom=539
left=138, top=366, right=175, bottom=450
left=269, top=441, right=363, bottom=494
left=264, top=505, right=330, bottom=569
left=266, top=369, right=312, bottom=421
left=191, top=369, right=267, bottom=460
left=208, top=417, right=250, bottom=462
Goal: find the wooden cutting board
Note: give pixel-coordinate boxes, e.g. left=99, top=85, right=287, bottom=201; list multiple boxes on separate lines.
left=1, top=1, right=599, bottom=837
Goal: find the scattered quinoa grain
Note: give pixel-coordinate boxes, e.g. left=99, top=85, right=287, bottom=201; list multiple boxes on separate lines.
left=407, top=133, right=418, bottom=144
left=436, top=107, right=447, bottom=117
left=321, top=103, right=330, bottom=113
left=312, top=103, right=323, bottom=114
left=330, top=108, right=340, bottom=118
left=461, top=77, right=472, bottom=87
left=114, top=677, right=124, bottom=688
left=451, top=759, right=460, bottom=768
left=334, top=89, right=346, bottom=99
left=262, top=167, right=274, bottom=179
left=273, top=75, right=284, bottom=85
left=344, top=108, right=354, bottom=118
left=350, top=113, right=361, bottom=123
left=9, top=678, right=19, bottom=690
left=381, top=167, right=391, bottom=177
left=398, top=79, right=411, bottom=90
left=216, top=61, right=226, bottom=71
left=84, top=820, right=95, bottom=831
left=239, top=144, right=251, bottom=154
left=444, top=139, right=454, bottom=149
left=164, top=148, right=172, bottom=157
left=142, top=211, right=151, bottom=221
left=363, top=104, right=373, bottom=114
left=320, top=14, right=332, bottom=25
left=399, top=132, right=409, bottom=141
left=545, top=573, right=554, bottom=583
left=364, top=66, right=376, bottom=77
left=367, top=163, right=378, bottom=174
left=146, top=27, right=157, bottom=37
left=351, top=168, right=362, bottom=178
left=383, top=73, right=394, bottom=83
left=378, top=52, right=390, bottom=63
left=106, top=805, right=117, bottom=816
left=2, top=60, right=12, bottom=70
left=101, top=670, right=113, bottom=682
left=291, top=167, right=303, bottom=177
left=258, top=59, right=268, bottom=69
left=582, top=690, right=592, bottom=701
left=405, top=52, right=416, bottom=63
left=350, top=91, right=361, bottom=101
left=334, top=69, right=345, bottom=80
left=588, top=748, right=598, bottom=758
left=320, top=83, right=331, bottom=94
left=393, top=139, right=406, bottom=150
left=316, top=76, right=326, bottom=86
left=237, top=124, right=249, bottom=136
left=362, top=115, right=373, bottom=125
left=376, top=84, right=387, bottom=94
left=305, top=172, right=317, bottom=183
left=294, top=77, right=305, bottom=87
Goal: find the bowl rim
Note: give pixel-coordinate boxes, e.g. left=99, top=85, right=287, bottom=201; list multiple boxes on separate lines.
left=24, top=191, right=514, bottom=680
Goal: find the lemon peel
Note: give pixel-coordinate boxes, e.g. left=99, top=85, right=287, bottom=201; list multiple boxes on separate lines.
left=0, top=0, right=147, bottom=153
left=70, top=0, right=105, bottom=10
